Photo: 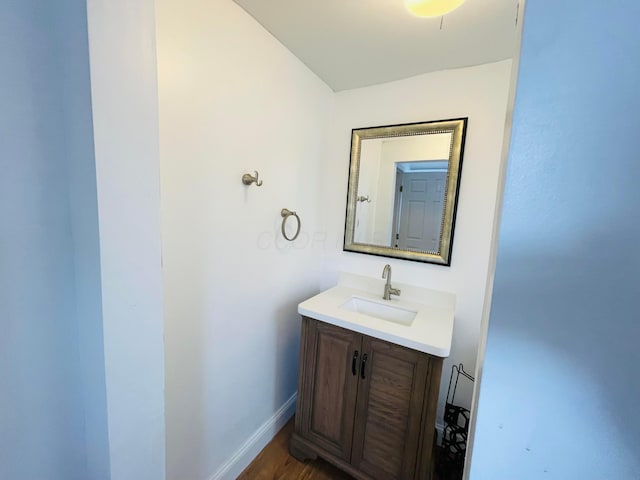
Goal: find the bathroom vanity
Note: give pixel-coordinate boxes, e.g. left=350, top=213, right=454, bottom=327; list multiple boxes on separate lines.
left=290, top=273, right=455, bottom=480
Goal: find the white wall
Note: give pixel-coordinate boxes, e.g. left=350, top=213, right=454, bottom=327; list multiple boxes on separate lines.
left=87, top=0, right=166, bottom=478
left=354, top=140, right=382, bottom=243
left=321, top=60, right=513, bottom=416
left=470, top=1, right=640, bottom=478
left=53, top=0, right=111, bottom=478
left=155, top=0, right=333, bottom=478
left=0, top=1, right=106, bottom=478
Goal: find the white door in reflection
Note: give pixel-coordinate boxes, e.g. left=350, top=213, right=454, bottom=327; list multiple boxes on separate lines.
left=393, top=170, right=446, bottom=253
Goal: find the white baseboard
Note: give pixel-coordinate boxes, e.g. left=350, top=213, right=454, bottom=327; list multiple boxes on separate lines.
left=208, top=393, right=297, bottom=480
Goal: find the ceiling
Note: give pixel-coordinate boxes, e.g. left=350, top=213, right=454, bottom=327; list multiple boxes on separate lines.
left=232, top=0, right=520, bottom=91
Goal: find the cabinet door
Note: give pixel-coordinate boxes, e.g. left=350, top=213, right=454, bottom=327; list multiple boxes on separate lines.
left=351, top=336, right=432, bottom=480
left=297, top=317, right=362, bottom=461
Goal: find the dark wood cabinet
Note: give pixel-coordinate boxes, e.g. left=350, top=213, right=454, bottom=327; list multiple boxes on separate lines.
left=290, top=316, right=443, bottom=480
left=296, top=319, right=360, bottom=461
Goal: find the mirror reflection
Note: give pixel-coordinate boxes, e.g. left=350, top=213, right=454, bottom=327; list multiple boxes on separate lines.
left=344, top=119, right=467, bottom=265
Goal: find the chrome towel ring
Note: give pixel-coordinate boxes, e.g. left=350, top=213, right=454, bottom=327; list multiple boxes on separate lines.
left=281, top=208, right=301, bottom=241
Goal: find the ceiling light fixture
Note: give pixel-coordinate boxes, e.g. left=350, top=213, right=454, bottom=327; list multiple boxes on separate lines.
left=404, top=0, right=466, bottom=18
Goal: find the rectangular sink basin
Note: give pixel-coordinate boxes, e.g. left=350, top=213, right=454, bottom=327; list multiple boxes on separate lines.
left=340, top=296, right=417, bottom=326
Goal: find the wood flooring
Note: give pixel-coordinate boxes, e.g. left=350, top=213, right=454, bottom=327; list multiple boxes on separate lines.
left=237, top=419, right=353, bottom=480
left=238, top=418, right=448, bottom=480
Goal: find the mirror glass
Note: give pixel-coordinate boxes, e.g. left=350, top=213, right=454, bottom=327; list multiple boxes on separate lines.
left=344, top=118, right=467, bottom=265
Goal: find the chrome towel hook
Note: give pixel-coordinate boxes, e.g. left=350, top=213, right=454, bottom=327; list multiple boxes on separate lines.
left=281, top=208, right=301, bottom=241
left=242, top=170, right=263, bottom=187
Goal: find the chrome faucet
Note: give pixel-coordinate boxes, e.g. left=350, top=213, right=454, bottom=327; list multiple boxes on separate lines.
left=381, top=264, right=401, bottom=300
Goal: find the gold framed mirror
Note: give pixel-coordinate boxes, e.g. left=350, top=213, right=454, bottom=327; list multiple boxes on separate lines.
left=343, top=118, right=467, bottom=265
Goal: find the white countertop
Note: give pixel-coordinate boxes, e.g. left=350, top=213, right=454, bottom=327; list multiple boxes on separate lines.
left=298, top=273, right=455, bottom=357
